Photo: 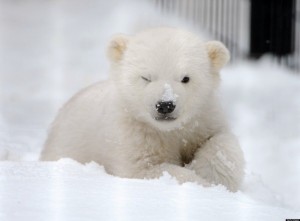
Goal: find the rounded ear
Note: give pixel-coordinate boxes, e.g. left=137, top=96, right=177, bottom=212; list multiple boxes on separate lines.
left=205, top=41, right=230, bottom=72
left=107, top=34, right=130, bottom=63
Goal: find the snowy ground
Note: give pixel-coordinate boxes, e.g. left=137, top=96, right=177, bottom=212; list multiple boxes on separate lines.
left=1, top=0, right=300, bottom=220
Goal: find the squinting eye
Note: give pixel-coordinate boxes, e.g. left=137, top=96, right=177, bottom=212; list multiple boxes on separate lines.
left=181, top=76, right=190, bottom=83
left=141, top=76, right=151, bottom=82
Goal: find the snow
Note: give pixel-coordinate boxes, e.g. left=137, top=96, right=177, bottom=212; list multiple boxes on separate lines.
left=0, top=0, right=300, bottom=220
left=221, top=59, right=300, bottom=210
left=161, top=83, right=178, bottom=102
left=1, top=159, right=299, bottom=221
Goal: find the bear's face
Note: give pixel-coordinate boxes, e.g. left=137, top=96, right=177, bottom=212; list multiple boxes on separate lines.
left=107, top=28, right=229, bottom=131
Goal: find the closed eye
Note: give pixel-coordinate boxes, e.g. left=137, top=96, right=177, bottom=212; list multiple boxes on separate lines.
left=141, top=76, right=151, bottom=82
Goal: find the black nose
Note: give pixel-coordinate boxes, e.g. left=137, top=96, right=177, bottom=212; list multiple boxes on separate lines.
left=156, top=101, right=176, bottom=114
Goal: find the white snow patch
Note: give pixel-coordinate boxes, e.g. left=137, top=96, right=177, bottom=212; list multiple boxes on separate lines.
left=182, top=138, right=188, bottom=147
left=0, top=160, right=299, bottom=221
left=161, top=83, right=178, bottom=102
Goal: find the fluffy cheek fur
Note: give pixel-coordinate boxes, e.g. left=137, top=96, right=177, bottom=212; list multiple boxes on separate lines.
left=116, top=77, right=147, bottom=121
left=174, top=66, right=220, bottom=128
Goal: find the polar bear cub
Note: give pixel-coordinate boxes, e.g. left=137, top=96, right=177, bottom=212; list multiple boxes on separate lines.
left=40, top=27, right=245, bottom=191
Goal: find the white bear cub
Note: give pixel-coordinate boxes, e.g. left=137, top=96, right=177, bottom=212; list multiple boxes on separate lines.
left=40, top=27, right=245, bottom=191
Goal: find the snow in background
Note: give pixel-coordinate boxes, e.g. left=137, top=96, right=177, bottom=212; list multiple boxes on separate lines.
left=0, top=0, right=300, bottom=220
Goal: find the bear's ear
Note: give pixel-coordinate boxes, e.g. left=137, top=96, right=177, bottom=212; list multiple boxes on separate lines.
left=205, top=41, right=230, bottom=72
left=107, top=34, right=130, bottom=63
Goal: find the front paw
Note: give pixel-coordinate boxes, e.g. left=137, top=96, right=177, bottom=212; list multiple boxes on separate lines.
left=185, top=133, right=245, bottom=192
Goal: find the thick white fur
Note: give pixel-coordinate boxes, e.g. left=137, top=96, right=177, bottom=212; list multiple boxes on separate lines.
left=40, top=27, right=244, bottom=192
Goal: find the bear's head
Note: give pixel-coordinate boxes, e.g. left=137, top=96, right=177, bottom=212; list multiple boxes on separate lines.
left=107, top=27, right=229, bottom=131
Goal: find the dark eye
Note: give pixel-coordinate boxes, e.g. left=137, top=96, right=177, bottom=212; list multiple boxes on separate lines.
left=141, top=76, right=151, bottom=82
left=181, top=76, right=190, bottom=83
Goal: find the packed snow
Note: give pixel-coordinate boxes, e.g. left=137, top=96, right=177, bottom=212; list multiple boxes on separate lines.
left=0, top=0, right=300, bottom=220
left=1, top=159, right=299, bottom=221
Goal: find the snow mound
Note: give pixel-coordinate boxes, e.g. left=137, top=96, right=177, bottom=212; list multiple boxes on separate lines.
left=221, top=58, right=300, bottom=209
left=0, top=159, right=299, bottom=221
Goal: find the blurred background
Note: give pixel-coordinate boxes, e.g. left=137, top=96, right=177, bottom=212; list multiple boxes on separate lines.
left=154, top=0, right=300, bottom=68
left=0, top=0, right=299, bottom=210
